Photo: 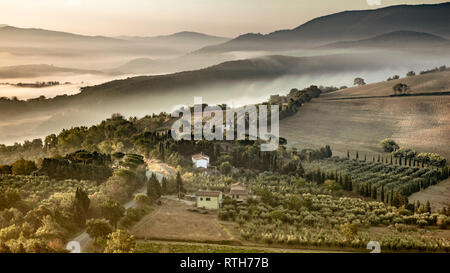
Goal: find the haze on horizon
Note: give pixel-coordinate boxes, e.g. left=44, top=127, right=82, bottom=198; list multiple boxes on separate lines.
left=0, top=0, right=447, bottom=37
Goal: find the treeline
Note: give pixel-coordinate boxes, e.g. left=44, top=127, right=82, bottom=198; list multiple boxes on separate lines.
left=306, top=158, right=449, bottom=207
left=419, top=65, right=449, bottom=75
left=380, top=139, right=447, bottom=167
left=37, top=158, right=112, bottom=183
left=0, top=113, right=174, bottom=165
left=268, top=85, right=322, bottom=119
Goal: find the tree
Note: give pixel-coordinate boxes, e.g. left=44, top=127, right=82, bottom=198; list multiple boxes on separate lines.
left=146, top=174, right=161, bottom=203
left=161, top=177, right=168, bottom=195
left=11, top=159, right=37, bottom=175
left=73, top=187, right=90, bottom=227
left=100, top=200, right=125, bottom=229
left=104, top=229, right=135, bottom=253
left=0, top=165, right=11, bottom=175
left=35, top=215, right=66, bottom=239
left=86, top=219, right=113, bottom=243
left=220, top=162, right=232, bottom=175
left=406, top=71, right=416, bottom=77
left=175, top=172, right=185, bottom=198
left=134, top=193, right=150, bottom=207
left=425, top=201, right=431, bottom=213
left=393, top=83, right=409, bottom=95
left=380, top=139, right=399, bottom=153
left=353, top=77, right=366, bottom=86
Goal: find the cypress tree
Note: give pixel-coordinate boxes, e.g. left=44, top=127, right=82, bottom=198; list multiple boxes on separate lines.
left=74, top=187, right=90, bottom=227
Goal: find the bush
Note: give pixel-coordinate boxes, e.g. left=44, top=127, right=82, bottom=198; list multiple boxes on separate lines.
left=339, top=222, right=357, bottom=238
left=11, top=159, right=36, bottom=175
left=134, top=193, right=150, bottom=207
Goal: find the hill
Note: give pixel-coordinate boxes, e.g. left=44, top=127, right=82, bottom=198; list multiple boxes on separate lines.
left=196, top=2, right=450, bottom=53
left=79, top=53, right=399, bottom=98
left=321, top=31, right=449, bottom=49
left=0, top=26, right=229, bottom=59
left=0, top=25, right=126, bottom=45
left=0, top=64, right=108, bottom=79
left=119, top=31, right=228, bottom=44
left=280, top=70, right=450, bottom=162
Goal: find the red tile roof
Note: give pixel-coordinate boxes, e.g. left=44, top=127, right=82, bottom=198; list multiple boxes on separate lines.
left=230, top=189, right=248, bottom=196
left=192, top=153, right=209, bottom=160
left=196, top=190, right=221, bottom=197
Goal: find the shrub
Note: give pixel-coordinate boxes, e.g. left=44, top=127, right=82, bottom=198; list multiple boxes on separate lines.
left=340, top=222, right=357, bottom=238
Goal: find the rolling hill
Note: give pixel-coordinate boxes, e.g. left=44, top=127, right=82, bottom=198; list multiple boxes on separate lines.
left=80, top=53, right=404, bottom=98
left=0, top=25, right=126, bottom=45
left=0, top=26, right=229, bottom=58
left=321, top=31, right=449, bottom=49
left=119, top=31, right=228, bottom=45
left=280, top=70, right=450, bottom=162
left=195, top=2, right=450, bottom=53
left=0, top=64, right=109, bottom=79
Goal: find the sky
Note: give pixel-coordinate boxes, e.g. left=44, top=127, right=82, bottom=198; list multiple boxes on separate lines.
left=0, top=0, right=447, bottom=38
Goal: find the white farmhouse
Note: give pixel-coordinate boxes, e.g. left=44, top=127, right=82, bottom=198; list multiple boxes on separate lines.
left=192, top=153, right=210, bottom=169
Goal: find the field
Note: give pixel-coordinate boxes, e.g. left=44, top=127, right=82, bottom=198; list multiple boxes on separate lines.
left=280, top=71, right=450, bottom=161
left=131, top=199, right=234, bottom=243
left=134, top=240, right=348, bottom=253
left=409, top=178, right=450, bottom=212
left=303, top=158, right=446, bottom=206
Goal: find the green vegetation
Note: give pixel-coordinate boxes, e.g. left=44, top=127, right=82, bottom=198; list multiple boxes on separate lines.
left=392, top=83, right=409, bottom=95
left=380, top=139, right=399, bottom=153
left=135, top=241, right=275, bottom=253
left=353, top=77, right=366, bottom=86
left=0, top=149, right=146, bottom=253
left=104, top=229, right=136, bottom=253
left=220, top=191, right=450, bottom=251
left=304, top=158, right=449, bottom=206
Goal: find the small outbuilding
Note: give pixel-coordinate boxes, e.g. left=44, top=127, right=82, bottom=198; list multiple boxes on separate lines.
left=229, top=182, right=249, bottom=202
left=195, top=190, right=223, bottom=209
left=192, top=153, right=210, bottom=169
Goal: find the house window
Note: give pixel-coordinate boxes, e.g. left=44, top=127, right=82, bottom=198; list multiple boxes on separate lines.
left=237, top=195, right=239, bottom=199
left=200, top=197, right=203, bottom=201
left=206, top=198, right=211, bottom=201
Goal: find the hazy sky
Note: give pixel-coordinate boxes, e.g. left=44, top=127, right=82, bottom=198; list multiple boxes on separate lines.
left=0, top=0, right=447, bottom=37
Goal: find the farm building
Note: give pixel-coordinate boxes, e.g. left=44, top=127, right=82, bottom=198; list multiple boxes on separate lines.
left=192, top=153, right=209, bottom=169
left=195, top=190, right=223, bottom=209
left=229, top=182, right=249, bottom=202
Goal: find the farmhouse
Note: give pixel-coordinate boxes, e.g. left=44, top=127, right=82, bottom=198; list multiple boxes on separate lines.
left=192, top=153, right=209, bottom=169
left=196, top=190, right=223, bottom=209
left=229, top=182, right=249, bottom=202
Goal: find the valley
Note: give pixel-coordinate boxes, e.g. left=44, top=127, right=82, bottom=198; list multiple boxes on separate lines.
left=0, top=1, right=449, bottom=256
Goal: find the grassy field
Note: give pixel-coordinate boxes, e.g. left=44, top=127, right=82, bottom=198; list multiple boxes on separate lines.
left=280, top=71, right=450, bottom=161
left=131, top=199, right=235, bottom=243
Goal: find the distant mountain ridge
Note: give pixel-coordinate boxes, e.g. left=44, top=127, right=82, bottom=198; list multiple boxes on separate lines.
left=0, top=25, right=126, bottom=44
left=119, top=31, right=228, bottom=42
left=321, top=30, right=449, bottom=49
left=196, top=2, right=450, bottom=53
left=0, top=26, right=230, bottom=57
left=0, top=64, right=109, bottom=79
